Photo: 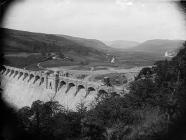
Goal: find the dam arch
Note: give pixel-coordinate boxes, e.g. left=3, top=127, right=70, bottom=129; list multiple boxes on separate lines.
left=98, top=89, right=107, bottom=94
left=6, top=69, right=10, bottom=75
left=39, top=77, right=45, bottom=85
left=23, top=73, right=29, bottom=81
left=28, top=74, right=34, bottom=82
left=65, top=82, right=75, bottom=93
left=9, top=70, right=14, bottom=77
left=13, top=71, right=19, bottom=78
left=74, top=85, right=85, bottom=96
left=85, top=87, right=96, bottom=98
left=33, top=75, right=40, bottom=84
left=18, top=72, right=23, bottom=79
left=58, top=81, right=66, bottom=91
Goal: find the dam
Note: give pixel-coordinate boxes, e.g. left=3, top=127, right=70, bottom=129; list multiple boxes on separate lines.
left=0, top=65, right=139, bottom=110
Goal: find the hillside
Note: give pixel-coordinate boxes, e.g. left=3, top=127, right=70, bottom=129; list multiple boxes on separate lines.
left=1, top=28, right=107, bottom=55
left=1, top=28, right=109, bottom=68
left=105, top=40, right=139, bottom=49
left=58, top=34, right=112, bottom=52
left=130, top=39, right=184, bottom=56
left=105, top=39, right=184, bottom=58
left=1, top=28, right=183, bottom=69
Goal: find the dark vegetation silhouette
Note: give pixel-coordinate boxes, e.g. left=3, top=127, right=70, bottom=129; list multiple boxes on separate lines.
left=1, top=41, right=186, bottom=140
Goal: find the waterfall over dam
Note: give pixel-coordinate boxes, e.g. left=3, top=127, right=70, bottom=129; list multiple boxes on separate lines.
left=0, top=65, right=115, bottom=110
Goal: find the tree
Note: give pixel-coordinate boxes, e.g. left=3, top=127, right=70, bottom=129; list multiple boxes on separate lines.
left=135, top=67, right=154, bottom=80
left=17, top=106, right=33, bottom=131
left=76, top=101, right=87, bottom=118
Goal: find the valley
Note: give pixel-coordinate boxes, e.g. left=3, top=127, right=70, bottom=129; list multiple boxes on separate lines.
left=1, top=28, right=184, bottom=110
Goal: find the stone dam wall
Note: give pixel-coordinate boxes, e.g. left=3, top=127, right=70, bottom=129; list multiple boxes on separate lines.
left=0, top=65, right=115, bottom=110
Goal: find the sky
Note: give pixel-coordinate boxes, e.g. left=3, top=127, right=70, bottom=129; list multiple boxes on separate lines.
left=2, top=0, right=186, bottom=42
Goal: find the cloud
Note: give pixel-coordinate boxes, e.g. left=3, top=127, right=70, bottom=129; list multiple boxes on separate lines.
left=3, top=0, right=186, bottom=42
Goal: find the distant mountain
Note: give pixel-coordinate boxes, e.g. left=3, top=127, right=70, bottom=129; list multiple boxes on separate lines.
left=129, top=39, right=185, bottom=56
left=105, top=40, right=139, bottom=49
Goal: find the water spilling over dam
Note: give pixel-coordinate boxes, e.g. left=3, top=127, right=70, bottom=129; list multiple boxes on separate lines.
left=0, top=65, right=117, bottom=110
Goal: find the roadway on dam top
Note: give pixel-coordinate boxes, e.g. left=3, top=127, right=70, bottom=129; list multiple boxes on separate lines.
left=45, top=66, right=144, bottom=82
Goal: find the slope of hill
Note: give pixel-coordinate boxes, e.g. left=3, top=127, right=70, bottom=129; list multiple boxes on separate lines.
left=105, top=40, right=139, bottom=49
left=2, top=28, right=183, bottom=69
left=1, top=28, right=109, bottom=68
left=58, top=34, right=112, bottom=52
left=130, top=39, right=184, bottom=56
left=1, top=28, right=106, bottom=55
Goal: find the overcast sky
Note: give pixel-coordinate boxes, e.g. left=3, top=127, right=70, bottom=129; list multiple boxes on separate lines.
left=2, top=0, right=186, bottom=42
